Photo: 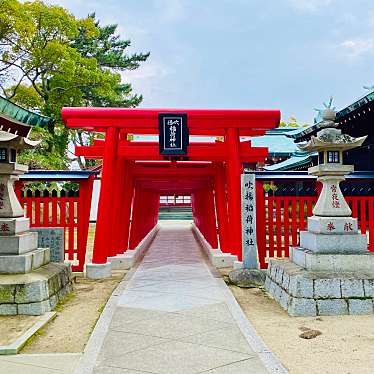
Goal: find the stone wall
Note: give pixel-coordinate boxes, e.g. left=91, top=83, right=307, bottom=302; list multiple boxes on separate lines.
left=265, top=259, right=374, bottom=316
left=0, top=263, right=73, bottom=315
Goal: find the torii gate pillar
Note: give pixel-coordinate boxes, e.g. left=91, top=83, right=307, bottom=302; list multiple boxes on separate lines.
left=87, top=126, right=119, bottom=279
left=225, top=128, right=243, bottom=260
left=62, top=107, right=281, bottom=278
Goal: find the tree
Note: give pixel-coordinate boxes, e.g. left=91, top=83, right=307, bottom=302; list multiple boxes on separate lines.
left=70, top=14, right=150, bottom=168
left=279, top=117, right=309, bottom=128
left=73, top=13, right=149, bottom=107
left=0, top=1, right=149, bottom=169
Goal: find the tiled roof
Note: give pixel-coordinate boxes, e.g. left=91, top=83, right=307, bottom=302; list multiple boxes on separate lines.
left=0, top=95, right=52, bottom=127
left=264, top=152, right=316, bottom=171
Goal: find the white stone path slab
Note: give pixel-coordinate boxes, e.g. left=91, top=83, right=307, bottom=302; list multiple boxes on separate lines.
left=76, top=223, right=288, bottom=374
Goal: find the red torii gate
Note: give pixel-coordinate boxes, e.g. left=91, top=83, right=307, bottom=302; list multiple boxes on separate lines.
left=62, top=108, right=280, bottom=273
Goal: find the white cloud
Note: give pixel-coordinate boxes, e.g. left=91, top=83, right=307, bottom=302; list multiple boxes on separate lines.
left=288, top=0, right=333, bottom=12
left=154, top=0, right=186, bottom=23
left=123, top=62, right=173, bottom=81
left=340, top=38, right=374, bottom=58
left=121, top=61, right=175, bottom=106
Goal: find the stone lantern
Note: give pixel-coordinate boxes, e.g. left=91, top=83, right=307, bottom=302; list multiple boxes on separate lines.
left=297, top=109, right=367, bottom=248
left=0, top=120, right=72, bottom=315
left=265, top=108, right=374, bottom=316
left=0, top=131, right=41, bottom=219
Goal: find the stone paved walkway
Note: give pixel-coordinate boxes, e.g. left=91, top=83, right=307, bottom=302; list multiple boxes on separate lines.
left=77, top=223, right=286, bottom=374
left=0, top=353, right=81, bottom=373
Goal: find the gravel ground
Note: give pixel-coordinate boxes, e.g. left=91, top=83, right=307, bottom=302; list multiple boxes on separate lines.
left=229, top=281, right=374, bottom=374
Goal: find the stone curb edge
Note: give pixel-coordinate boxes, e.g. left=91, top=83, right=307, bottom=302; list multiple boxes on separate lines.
left=0, top=311, right=56, bottom=355
left=72, top=227, right=156, bottom=374
left=201, top=255, right=289, bottom=374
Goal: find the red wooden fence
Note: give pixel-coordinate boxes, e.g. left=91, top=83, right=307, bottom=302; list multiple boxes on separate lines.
left=16, top=177, right=94, bottom=272
left=256, top=187, right=374, bottom=268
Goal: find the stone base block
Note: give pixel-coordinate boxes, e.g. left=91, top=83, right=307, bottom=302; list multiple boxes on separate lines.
left=291, top=246, right=374, bottom=272
left=233, top=261, right=243, bottom=270
left=0, top=247, right=50, bottom=274
left=0, top=231, right=38, bottom=255
left=85, top=262, right=112, bottom=279
left=108, top=252, right=136, bottom=270
left=265, top=259, right=374, bottom=316
left=0, top=217, right=30, bottom=236
left=307, top=215, right=358, bottom=235
left=210, top=251, right=237, bottom=268
left=300, top=230, right=367, bottom=253
left=108, top=225, right=160, bottom=272
left=0, top=262, right=73, bottom=315
left=229, top=268, right=266, bottom=287
left=192, top=224, right=237, bottom=269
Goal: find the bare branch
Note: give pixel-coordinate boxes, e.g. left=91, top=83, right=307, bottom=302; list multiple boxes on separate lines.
left=0, top=51, right=28, bottom=73
left=49, top=83, right=100, bottom=93
left=6, top=73, right=28, bottom=99
left=0, top=82, right=9, bottom=98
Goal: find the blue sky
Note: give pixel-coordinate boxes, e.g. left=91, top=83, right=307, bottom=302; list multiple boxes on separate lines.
left=48, top=0, right=374, bottom=124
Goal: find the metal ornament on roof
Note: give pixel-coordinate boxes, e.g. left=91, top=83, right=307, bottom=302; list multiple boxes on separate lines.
left=313, top=96, right=336, bottom=124
left=363, top=85, right=374, bottom=91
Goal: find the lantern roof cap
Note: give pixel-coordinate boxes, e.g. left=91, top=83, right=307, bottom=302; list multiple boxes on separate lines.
left=0, top=130, right=41, bottom=149
left=298, top=127, right=367, bottom=152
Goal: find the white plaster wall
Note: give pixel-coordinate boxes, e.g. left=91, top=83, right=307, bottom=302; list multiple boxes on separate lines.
left=90, top=179, right=101, bottom=221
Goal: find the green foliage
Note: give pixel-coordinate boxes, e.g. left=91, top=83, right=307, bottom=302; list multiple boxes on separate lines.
left=72, top=13, right=149, bottom=108
left=22, top=181, right=59, bottom=192
left=263, top=184, right=271, bottom=193
left=279, top=117, right=309, bottom=128
left=0, top=1, right=149, bottom=169
left=263, top=183, right=278, bottom=193
left=17, top=127, right=67, bottom=169
left=61, top=181, right=79, bottom=191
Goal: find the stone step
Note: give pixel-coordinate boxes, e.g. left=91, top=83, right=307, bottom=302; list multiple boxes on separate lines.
left=0, top=262, right=72, bottom=315
left=307, top=216, right=358, bottom=235
left=0, top=217, right=30, bottom=236
left=0, top=231, right=38, bottom=255
left=0, top=247, right=50, bottom=274
left=291, top=246, right=374, bottom=272
left=300, top=230, right=367, bottom=253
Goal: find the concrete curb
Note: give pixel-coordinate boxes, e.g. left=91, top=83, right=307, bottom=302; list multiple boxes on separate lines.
left=73, top=227, right=157, bottom=374
left=108, top=224, right=160, bottom=270
left=192, top=224, right=238, bottom=268
left=210, top=269, right=288, bottom=373
left=0, top=311, right=56, bottom=355
left=193, top=225, right=287, bottom=372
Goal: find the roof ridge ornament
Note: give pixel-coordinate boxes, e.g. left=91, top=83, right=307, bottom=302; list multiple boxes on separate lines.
left=363, top=84, right=374, bottom=91
left=313, top=96, right=336, bottom=124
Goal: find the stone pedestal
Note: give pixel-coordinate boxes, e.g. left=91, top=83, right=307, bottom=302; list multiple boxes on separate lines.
left=265, top=107, right=373, bottom=316
left=299, top=215, right=367, bottom=254
left=0, top=263, right=72, bottom=315
left=0, top=213, right=72, bottom=315
left=266, top=214, right=374, bottom=316
left=0, top=120, right=73, bottom=315
left=0, top=216, right=72, bottom=315
left=265, top=259, right=374, bottom=316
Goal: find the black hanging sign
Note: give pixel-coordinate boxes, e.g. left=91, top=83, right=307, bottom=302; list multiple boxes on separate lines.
left=158, top=113, right=189, bottom=155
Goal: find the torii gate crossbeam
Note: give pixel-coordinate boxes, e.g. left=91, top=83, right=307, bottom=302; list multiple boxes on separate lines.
left=62, top=107, right=280, bottom=277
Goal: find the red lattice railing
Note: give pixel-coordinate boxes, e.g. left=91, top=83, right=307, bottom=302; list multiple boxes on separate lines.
left=16, top=178, right=93, bottom=272
left=256, top=191, right=374, bottom=268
